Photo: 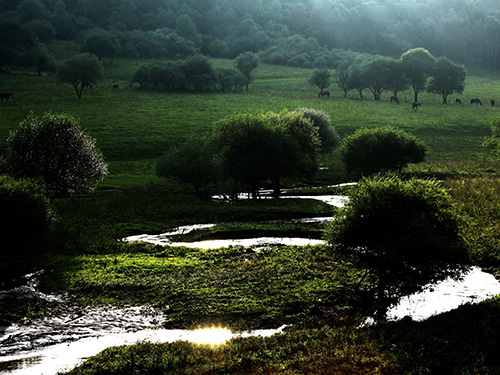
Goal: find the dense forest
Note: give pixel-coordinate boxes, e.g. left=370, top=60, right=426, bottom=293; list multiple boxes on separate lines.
left=2, top=0, right=500, bottom=70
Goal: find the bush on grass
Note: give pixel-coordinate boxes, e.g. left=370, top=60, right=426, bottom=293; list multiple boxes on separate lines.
left=3, top=112, right=108, bottom=197
left=339, top=126, right=426, bottom=177
left=325, top=174, right=470, bottom=320
left=296, top=107, right=340, bottom=153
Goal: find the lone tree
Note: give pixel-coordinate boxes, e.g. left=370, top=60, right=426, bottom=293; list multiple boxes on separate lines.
left=325, top=175, right=470, bottom=320
left=57, top=52, right=103, bottom=98
left=3, top=112, right=108, bottom=196
left=427, top=56, right=466, bottom=104
left=212, top=110, right=320, bottom=198
left=339, top=126, right=427, bottom=177
left=309, top=68, right=331, bottom=91
left=234, top=52, right=260, bottom=91
left=400, top=48, right=436, bottom=103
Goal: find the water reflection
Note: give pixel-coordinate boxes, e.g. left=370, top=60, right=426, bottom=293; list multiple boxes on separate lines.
left=0, top=325, right=287, bottom=375
left=387, top=266, right=500, bottom=321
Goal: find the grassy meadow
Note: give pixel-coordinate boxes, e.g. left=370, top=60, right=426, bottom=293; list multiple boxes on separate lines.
left=2, top=55, right=500, bottom=189
left=4, top=53, right=500, bottom=373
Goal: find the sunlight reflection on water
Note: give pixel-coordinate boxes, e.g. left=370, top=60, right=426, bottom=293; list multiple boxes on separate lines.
left=0, top=325, right=287, bottom=375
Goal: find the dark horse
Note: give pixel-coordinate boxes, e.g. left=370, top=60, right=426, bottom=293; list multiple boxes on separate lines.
left=0, top=93, right=13, bottom=102
left=412, top=102, right=422, bottom=111
left=470, top=98, right=482, bottom=105
left=82, top=82, right=93, bottom=90
left=112, top=84, right=119, bottom=90
left=491, top=99, right=495, bottom=106
left=456, top=98, right=462, bottom=104
left=318, top=90, right=330, bottom=98
left=390, top=95, right=400, bottom=104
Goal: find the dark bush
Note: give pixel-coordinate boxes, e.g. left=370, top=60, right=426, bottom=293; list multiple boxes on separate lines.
left=3, top=112, right=108, bottom=197
left=339, top=126, right=427, bottom=176
left=0, top=175, right=52, bottom=244
left=296, top=108, right=340, bottom=153
left=157, top=138, right=216, bottom=198
left=325, top=175, right=470, bottom=319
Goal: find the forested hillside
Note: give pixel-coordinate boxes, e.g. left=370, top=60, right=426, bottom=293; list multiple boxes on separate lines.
left=2, top=0, right=500, bottom=70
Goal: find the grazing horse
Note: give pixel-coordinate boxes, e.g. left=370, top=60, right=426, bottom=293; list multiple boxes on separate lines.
left=112, top=84, right=119, bottom=90
left=412, top=102, right=422, bottom=111
left=491, top=99, right=495, bottom=106
left=82, top=82, right=92, bottom=90
left=390, top=95, right=400, bottom=104
left=470, top=98, right=482, bottom=105
left=456, top=98, right=462, bottom=104
left=318, top=90, right=330, bottom=98
left=0, top=93, right=13, bottom=102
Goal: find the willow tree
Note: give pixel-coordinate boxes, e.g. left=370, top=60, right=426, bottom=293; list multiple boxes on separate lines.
left=212, top=110, right=320, bottom=198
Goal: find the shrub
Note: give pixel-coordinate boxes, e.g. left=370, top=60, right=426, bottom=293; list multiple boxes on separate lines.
left=296, top=107, right=340, bottom=153
left=325, top=175, right=470, bottom=319
left=339, top=126, right=427, bottom=176
left=157, top=138, right=216, bottom=198
left=212, top=110, right=320, bottom=198
left=3, top=112, right=108, bottom=197
left=0, top=175, right=52, bottom=244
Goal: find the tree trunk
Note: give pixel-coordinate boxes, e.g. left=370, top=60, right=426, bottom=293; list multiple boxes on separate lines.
left=74, top=84, right=82, bottom=98
left=251, top=180, right=258, bottom=199
left=271, top=177, right=281, bottom=198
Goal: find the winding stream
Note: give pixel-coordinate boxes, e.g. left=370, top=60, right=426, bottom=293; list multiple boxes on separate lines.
left=1, top=188, right=500, bottom=374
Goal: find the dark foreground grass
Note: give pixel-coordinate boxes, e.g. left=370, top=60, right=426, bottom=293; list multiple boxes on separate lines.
left=60, top=298, right=500, bottom=374
left=64, top=326, right=397, bottom=375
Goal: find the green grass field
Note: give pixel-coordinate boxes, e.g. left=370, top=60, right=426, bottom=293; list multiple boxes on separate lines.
left=4, top=54, right=500, bottom=374
left=2, top=56, right=500, bottom=188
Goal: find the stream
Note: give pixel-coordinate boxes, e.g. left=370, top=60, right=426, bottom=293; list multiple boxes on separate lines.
left=1, top=188, right=500, bottom=374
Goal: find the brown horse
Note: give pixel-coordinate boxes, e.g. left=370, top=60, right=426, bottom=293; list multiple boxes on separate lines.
left=390, top=95, right=400, bottom=104
left=491, top=99, right=495, bottom=106
left=82, top=82, right=92, bottom=90
left=0, top=93, right=13, bottom=102
left=455, top=98, right=462, bottom=104
left=412, top=102, right=422, bottom=111
left=112, top=84, right=119, bottom=90
left=318, top=90, right=330, bottom=98
left=470, top=98, right=482, bottom=105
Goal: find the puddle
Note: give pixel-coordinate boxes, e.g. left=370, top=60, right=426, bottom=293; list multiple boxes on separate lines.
left=124, top=190, right=347, bottom=249
left=386, top=266, right=500, bottom=321
left=0, top=324, right=287, bottom=374
left=126, top=234, right=325, bottom=249
left=282, top=195, right=348, bottom=207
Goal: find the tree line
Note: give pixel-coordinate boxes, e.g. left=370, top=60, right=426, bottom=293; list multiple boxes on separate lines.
left=132, top=52, right=259, bottom=93
left=2, top=0, right=500, bottom=75
left=310, top=48, right=466, bottom=104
